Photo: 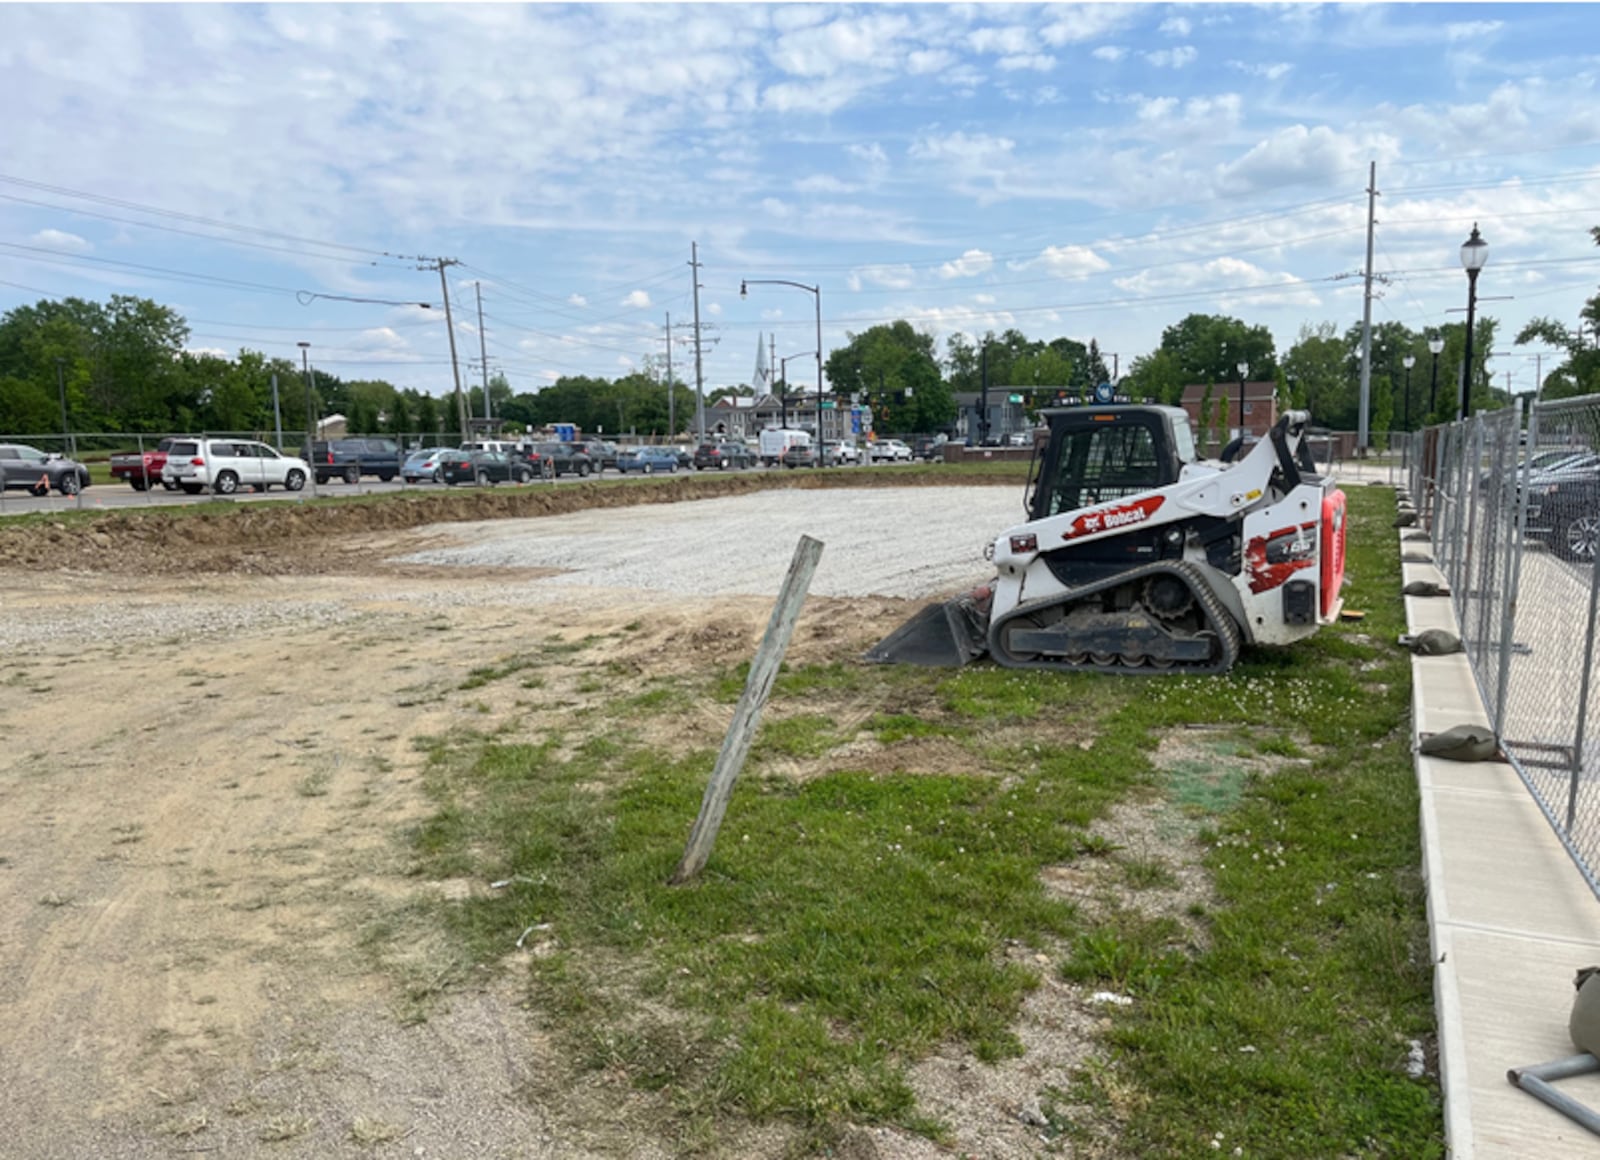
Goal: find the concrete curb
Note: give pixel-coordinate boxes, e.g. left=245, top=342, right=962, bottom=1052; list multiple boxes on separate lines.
left=1402, top=527, right=1600, bottom=1158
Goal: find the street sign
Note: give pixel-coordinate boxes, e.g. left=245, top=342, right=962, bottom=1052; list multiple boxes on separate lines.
left=1007, top=394, right=1022, bottom=403
left=821, top=400, right=836, bottom=409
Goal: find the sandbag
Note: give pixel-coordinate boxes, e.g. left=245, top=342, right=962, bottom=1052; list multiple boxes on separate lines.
left=1571, top=967, right=1600, bottom=1055
left=1419, top=724, right=1497, bottom=762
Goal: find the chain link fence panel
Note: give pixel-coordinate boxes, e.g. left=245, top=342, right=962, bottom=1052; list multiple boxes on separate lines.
left=1415, top=395, right=1600, bottom=894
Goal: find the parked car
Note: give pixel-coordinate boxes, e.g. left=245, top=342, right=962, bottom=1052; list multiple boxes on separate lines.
left=108, top=436, right=180, bottom=490
left=694, top=441, right=753, bottom=470
left=160, top=439, right=308, bottom=495
left=0, top=444, right=92, bottom=496
left=1525, top=455, right=1600, bottom=562
left=869, top=439, right=913, bottom=463
left=911, top=435, right=949, bottom=462
left=833, top=440, right=861, bottom=465
left=616, top=446, right=680, bottom=474
left=533, top=441, right=595, bottom=478
left=578, top=438, right=619, bottom=473
left=439, top=450, right=536, bottom=486
left=308, top=438, right=404, bottom=484
left=401, top=447, right=457, bottom=484
left=671, top=445, right=695, bottom=469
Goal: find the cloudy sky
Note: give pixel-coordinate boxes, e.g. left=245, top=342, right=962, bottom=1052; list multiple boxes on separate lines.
left=4, top=2, right=1599, bottom=399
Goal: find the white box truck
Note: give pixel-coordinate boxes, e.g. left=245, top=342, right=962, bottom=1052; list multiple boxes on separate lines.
left=759, top=428, right=810, bottom=467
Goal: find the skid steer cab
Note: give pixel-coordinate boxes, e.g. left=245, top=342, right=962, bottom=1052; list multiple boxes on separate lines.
left=867, top=405, right=1346, bottom=675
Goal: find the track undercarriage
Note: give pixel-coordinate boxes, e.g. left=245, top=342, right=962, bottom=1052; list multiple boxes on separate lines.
left=987, top=561, right=1241, bottom=674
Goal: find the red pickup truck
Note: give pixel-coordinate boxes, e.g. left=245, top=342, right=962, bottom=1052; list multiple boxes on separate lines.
left=108, top=437, right=178, bottom=490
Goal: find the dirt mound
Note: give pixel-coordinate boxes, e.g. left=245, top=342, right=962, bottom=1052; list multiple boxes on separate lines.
left=0, top=471, right=1015, bottom=578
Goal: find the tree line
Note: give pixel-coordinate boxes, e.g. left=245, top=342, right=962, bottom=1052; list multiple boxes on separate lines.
left=3, top=227, right=1595, bottom=442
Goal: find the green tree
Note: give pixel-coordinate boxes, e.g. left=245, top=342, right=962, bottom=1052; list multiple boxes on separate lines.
left=1121, top=347, right=1185, bottom=406
left=1282, top=323, right=1355, bottom=428
left=1157, top=313, right=1278, bottom=385
left=826, top=321, right=951, bottom=433
left=1516, top=227, right=1600, bottom=401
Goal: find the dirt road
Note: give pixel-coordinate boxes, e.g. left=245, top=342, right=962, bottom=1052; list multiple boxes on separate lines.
left=0, top=487, right=1013, bottom=1158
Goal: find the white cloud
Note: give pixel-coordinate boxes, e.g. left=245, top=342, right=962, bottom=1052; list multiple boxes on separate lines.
left=1040, top=8, right=1134, bottom=47
left=622, top=290, right=651, bottom=308
left=907, top=130, right=1015, bottom=168
left=1145, top=46, right=1198, bottom=69
left=998, top=53, right=1054, bottom=73
left=1092, top=45, right=1126, bottom=63
left=356, top=326, right=409, bottom=350
left=969, top=25, right=1031, bottom=56
left=1217, top=124, right=1400, bottom=195
left=794, top=174, right=856, bottom=194
left=906, top=49, right=954, bottom=76
left=846, top=264, right=917, bottom=291
left=30, top=229, right=92, bottom=252
left=1446, top=21, right=1503, bottom=42
left=1228, top=60, right=1293, bottom=81
left=847, top=141, right=887, bottom=166
left=1159, top=17, right=1192, bottom=38
left=939, top=249, right=994, bottom=279
left=568, top=293, right=588, bottom=307
left=1012, top=245, right=1111, bottom=280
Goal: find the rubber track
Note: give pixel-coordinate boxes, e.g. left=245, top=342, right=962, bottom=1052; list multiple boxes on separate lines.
left=988, top=560, right=1242, bottom=675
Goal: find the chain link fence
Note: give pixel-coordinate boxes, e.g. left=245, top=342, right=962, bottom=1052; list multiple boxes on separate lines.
left=1413, top=394, right=1600, bottom=894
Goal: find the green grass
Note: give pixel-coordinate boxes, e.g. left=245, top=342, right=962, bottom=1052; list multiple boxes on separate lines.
left=398, top=485, right=1440, bottom=1156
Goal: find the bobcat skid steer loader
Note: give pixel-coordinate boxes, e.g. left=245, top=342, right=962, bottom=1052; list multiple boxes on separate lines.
left=867, top=406, right=1346, bottom=674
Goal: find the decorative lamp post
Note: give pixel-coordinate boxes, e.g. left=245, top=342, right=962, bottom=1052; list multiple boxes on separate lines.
left=1401, top=354, right=1416, bottom=430
left=743, top=278, right=824, bottom=466
left=778, top=350, right=815, bottom=432
left=1458, top=224, right=1489, bottom=420
left=1236, top=360, right=1249, bottom=441
left=1428, top=335, right=1445, bottom=418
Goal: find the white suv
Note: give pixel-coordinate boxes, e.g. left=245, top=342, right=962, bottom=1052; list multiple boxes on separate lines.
left=870, top=439, right=913, bottom=463
left=162, top=438, right=310, bottom=495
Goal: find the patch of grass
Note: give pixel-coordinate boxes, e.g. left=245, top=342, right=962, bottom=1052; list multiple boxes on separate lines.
left=460, top=655, right=539, bottom=690
left=296, top=771, right=331, bottom=797
left=391, top=486, right=1439, bottom=1155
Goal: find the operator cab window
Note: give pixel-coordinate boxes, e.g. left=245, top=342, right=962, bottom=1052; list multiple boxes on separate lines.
left=1046, top=422, right=1163, bottom=517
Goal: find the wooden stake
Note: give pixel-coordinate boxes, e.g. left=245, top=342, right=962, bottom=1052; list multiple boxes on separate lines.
left=669, top=534, right=824, bottom=885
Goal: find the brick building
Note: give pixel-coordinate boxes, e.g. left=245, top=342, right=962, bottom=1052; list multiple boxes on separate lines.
left=1179, top=381, right=1281, bottom=448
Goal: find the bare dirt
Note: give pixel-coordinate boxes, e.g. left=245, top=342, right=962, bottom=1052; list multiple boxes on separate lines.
left=0, top=479, right=1213, bottom=1158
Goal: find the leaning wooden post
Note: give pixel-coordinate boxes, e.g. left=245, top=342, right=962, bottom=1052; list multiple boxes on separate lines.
left=669, top=534, right=824, bottom=885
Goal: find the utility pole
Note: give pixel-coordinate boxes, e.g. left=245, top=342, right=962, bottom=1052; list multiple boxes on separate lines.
left=420, top=257, right=471, bottom=446
left=297, top=341, right=318, bottom=497
left=1357, top=160, right=1378, bottom=457
left=270, top=372, right=283, bottom=450
left=474, top=280, right=491, bottom=424
left=690, top=242, right=706, bottom=443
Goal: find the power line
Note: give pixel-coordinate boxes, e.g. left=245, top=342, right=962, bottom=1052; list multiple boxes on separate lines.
left=0, top=171, right=396, bottom=259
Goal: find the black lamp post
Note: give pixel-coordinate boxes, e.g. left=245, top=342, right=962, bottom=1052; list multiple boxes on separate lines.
left=779, top=350, right=815, bottom=432
left=1428, top=335, right=1444, bottom=418
left=1236, top=360, right=1249, bottom=441
left=743, top=278, right=824, bottom=466
left=1459, top=224, right=1489, bottom=420
left=978, top=339, right=990, bottom=445
left=1401, top=355, right=1415, bottom=430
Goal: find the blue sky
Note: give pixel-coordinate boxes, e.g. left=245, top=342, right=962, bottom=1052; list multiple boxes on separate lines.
left=3, top=2, right=1600, bottom=399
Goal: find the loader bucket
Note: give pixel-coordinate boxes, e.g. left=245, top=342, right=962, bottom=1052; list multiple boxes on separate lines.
left=864, top=589, right=992, bottom=667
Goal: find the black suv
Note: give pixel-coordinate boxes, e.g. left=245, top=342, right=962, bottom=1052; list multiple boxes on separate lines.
left=694, top=441, right=752, bottom=470
left=1525, top=454, right=1600, bottom=562
left=309, top=438, right=404, bottom=484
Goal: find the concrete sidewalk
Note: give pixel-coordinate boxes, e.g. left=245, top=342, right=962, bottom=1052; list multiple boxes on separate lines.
left=1399, top=518, right=1600, bottom=1156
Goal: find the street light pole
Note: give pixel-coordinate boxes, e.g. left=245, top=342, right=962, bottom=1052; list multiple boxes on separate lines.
left=743, top=277, right=824, bottom=466
left=1402, top=355, right=1416, bottom=431
left=1236, top=361, right=1249, bottom=441
left=1428, top=335, right=1444, bottom=418
left=298, top=341, right=318, bottom=497
left=1459, top=224, right=1489, bottom=420
left=779, top=350, right=816, bottom=434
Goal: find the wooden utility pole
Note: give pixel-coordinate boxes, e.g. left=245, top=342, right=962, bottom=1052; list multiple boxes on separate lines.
left=428, top=258, right=471, bottom=445
left=1357, top=161, right=1379, bottom=456
left=474, top=280, right=491, bottom=424
left=665, top=312, right=674, bottom=438
left=690, top=242, right=706, bottom=443
left=669, top=535, right=825, bottom=885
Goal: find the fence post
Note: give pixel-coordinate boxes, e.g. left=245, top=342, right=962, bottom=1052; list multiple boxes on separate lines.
left=669, top=534, right=825, bottom=885
left=1494, top=399, right=1532, bottom=738
left=1567, top=534, right=1600, bottom=834
left=1475, top=416, right=1510, bottom=660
